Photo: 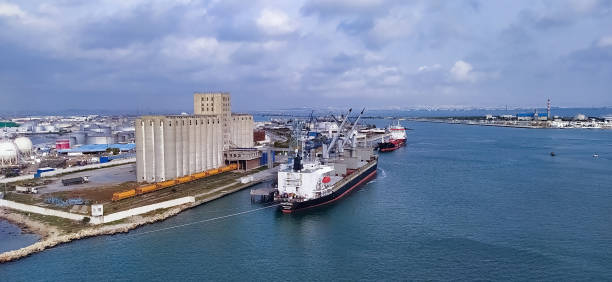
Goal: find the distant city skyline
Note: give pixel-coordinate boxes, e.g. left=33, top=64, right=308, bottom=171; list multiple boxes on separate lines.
left=1, top=0, right=611, bottom=112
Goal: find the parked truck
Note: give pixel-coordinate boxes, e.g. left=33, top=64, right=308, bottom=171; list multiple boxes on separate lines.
left=61, top=176, right=89, bottom=186
left=15, top=186, right=39, bottom=194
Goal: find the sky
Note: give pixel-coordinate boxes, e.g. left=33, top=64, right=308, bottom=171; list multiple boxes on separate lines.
left=0, top=0, right=611, bottom=113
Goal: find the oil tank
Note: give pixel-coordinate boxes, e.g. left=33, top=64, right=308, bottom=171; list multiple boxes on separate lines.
left=14, top=137, right=33, bottom=155
left=0, top=141, right=18, bottom=164
left=86, top=134, right=113, bottom=145
left=69, top=131, right=87, bottom=145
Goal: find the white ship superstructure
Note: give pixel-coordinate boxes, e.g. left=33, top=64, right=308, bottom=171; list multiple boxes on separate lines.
left=277, top=158, right=339, bottom=200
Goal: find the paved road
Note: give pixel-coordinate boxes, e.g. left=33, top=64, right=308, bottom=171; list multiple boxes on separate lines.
left=40, top=163, right=136, bottom=194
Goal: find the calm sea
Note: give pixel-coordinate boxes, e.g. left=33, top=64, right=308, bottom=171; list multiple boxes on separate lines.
left=1, top=122, right=611, bottom=281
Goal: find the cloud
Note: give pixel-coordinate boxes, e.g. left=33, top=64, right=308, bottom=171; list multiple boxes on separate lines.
left=301, top=0, right=387, bottom=19
left=450, top=60, right=477, bottom=82
left=418, top=64, right=441, bottom=72
left=0, top=2, right=25, bottom=18
left=1, top=0, right=612, bottom=112
left=597, top=35, right=612, bottom=47
left=256, top=8, right=297, bottom=35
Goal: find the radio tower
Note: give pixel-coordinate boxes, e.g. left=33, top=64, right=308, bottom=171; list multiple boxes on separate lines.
left=547, top=98, right=551, bottom=120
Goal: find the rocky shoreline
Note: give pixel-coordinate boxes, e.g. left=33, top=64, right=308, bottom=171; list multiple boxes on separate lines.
left=0, top=204, right=190, bottom=263
left=0, top=177, right=271, bottom=264
left=0, top=209, right=64, bottom=240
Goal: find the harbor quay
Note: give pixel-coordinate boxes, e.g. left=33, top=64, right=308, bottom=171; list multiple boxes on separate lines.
left=0, top=92, right=280, bottom=263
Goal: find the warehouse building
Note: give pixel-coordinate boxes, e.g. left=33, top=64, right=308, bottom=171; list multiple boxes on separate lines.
left=136, top=93, right=254, bottom=183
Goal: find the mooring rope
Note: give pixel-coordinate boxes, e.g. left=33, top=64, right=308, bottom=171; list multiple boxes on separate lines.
left=120, top=203, right=281, bottom=239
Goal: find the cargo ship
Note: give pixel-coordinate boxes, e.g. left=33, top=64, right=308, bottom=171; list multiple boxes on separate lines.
left=377, top=141, right=399, bottom=152
left=274, top=109, right=378, bottom=213
left=377, top=121, right=407, bottom=152
left=388, top=120, right=407, bottom=145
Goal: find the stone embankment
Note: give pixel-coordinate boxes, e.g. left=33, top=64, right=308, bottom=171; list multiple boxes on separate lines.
left=0, top=167, right=277, bottom=263
left=0, top=204, right=188, bottom=263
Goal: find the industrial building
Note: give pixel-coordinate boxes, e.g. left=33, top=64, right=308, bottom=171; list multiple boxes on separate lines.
left=136, top=93, right=254, bottom=183
left=136, top=115, right=224, bottom=182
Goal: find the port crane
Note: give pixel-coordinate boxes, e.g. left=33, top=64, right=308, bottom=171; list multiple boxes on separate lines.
left=339, top=108, right=365, bottom=149
left=323, top=108, right=351, bottom=158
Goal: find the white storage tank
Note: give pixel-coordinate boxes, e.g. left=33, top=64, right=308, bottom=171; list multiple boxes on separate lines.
left=0, top=141, right=18, bottom=164
left=86, top=134, right=113, bottom=145
left=14, top=136, right=33, bottom=155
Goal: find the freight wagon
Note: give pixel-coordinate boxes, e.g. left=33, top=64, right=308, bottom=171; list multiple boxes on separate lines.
left=111, top=164, right=239, bottom=201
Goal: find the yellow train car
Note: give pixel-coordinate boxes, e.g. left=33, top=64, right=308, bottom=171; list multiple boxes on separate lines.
left=192, top=171, right=208, bottom=179
left=176, top=175, right=193, bottom=183
left=112, top=189, right=136, bottom=201
left=114, top=164, right=240, bottom=201
left=157, top=180, right=177, bottom=188
left=136, top=184, right=158, bottom=194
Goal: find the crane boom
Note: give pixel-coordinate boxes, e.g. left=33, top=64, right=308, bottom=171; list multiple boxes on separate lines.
left=341, top=108, right=365, bottom=148
left=325, top=108, right=351, bottom=156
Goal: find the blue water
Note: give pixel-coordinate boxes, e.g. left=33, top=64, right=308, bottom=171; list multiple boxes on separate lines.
left=0, top=220, right=39, bottom=253
left=1, top=122, right=612, bottom=281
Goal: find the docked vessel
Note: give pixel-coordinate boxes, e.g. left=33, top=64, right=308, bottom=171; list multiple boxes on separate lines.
left=388, top=120, right=407, bottom=146
left=377, top=141, right=399, bottom=152
left=377, top=120, right=407, bottom=153
left=275, top=109, right=378, bottom=213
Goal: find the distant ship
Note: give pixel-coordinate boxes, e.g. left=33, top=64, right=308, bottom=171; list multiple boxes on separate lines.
left=275, top=109, right=378, bottom=213
left=377, top=121, right=407, bottom=153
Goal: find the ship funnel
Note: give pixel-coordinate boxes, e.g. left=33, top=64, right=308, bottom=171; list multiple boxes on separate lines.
left=293, top=154, right=303, bottom=172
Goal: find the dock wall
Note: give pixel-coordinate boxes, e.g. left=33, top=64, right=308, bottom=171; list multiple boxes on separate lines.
left=0, top=199, right=86, bottom=221
left=99, top=196, right=195, bottom=224
left=0, top=196, right=195, bottom=225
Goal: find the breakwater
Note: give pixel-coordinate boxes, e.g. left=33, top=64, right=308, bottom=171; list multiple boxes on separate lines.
left=0, top=172, right=273, bottom=263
